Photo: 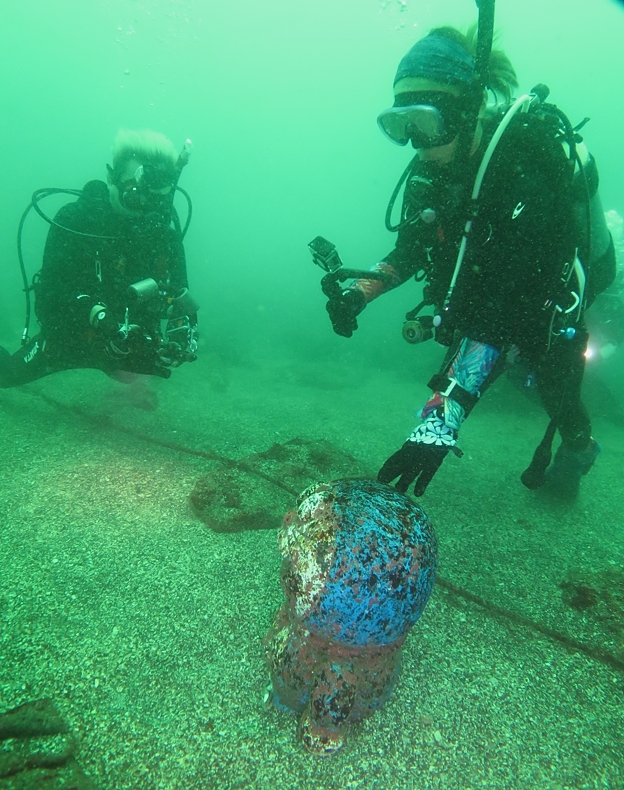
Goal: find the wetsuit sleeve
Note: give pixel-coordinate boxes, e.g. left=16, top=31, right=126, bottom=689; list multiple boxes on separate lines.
left=419, top=338, right=500, bottom=435
left=349, top=220, right=431, bottom=304
left=349, top=261, right=404, bottom=303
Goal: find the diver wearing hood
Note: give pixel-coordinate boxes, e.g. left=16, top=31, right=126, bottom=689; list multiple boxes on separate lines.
left=325, top=27, right=615, bottom=499
left=0, top=129, right=198, bottom=387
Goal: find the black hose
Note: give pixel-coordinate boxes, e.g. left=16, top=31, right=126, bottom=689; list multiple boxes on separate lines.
left=453, top=0, right=496, bottom=167
left=175, top=186, right=193, bottom=239
left=16, top=202, right=35, bottom=345
left=385, top=154, right=420, bottom=232
left=30, top=188, right=117, bottom=239
left=474, top=0, right=496, bottom=90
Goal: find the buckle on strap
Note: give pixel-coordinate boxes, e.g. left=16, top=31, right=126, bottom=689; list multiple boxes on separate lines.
left=427, top=373, right=480, bottom=412
left=440, top=377, right=460, bottom=397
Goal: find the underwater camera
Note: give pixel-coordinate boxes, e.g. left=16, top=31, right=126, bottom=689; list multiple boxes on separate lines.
left=308, top=235, right=343, bottom=274
left=308, top=235, right=393, bottom=301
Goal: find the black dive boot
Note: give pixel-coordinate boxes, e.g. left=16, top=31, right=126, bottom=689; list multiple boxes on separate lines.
left=543, top=438, right=601, bottom=498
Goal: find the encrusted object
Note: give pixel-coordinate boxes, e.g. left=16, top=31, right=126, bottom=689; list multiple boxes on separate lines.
left=560, top=566, right=624, bottom=657
left=264, top=478, right=437, bottom=755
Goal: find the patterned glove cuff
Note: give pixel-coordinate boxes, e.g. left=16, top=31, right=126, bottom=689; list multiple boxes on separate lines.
left=407, top=412, right=458, bottom=447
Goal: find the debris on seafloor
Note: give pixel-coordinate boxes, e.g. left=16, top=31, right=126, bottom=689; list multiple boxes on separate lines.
left=189, top=437, right=371, bottom=532
left=264, top=479, right=438, bottom=756
left=559, top=567, right=624, bottom=657
left=0, top=699, right=98, bottom=789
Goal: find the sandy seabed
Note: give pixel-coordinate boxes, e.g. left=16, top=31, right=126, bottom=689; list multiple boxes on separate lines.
left=1, top=343, right=623, bottom=790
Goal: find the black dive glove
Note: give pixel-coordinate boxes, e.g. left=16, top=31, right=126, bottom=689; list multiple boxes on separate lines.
left=105, top=327, right=172, bottom=379
left=377, top=414, right=459, bottom=496
left=326, top=288, right=366, bottom=338
left=157, top=317, right=199, bottom=368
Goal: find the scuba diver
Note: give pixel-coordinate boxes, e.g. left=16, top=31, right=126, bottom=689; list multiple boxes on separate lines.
left=0, top=129, right=198, bottom=388
left=318, top=22, right=615, bottom=499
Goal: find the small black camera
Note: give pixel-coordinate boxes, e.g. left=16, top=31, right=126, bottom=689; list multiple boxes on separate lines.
left=308, top=236, right=343, bottom=274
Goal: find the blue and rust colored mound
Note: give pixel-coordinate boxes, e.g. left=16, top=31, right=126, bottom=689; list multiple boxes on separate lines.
left=279, top=478, right=438, bottom=647
left=267, top=478, right=438, bottom=754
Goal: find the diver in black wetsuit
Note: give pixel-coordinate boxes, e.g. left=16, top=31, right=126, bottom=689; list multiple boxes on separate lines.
left=0, top=129, right=198, bottom=387
left=324, top=27, right=615, bottom=498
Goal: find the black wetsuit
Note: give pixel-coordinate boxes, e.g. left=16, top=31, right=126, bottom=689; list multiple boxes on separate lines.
left=359, top=110, right=616, bottom=450
left=0, top=180, right=191, bottom=387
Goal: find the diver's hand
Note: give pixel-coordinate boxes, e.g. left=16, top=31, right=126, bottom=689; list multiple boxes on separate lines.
left=377, top=414, right=458, bottom=496
left=103, top=321, right=146, bottom=355
left=103, top=324, right=172, bottom=377
left=326, top=288, right=366, bottom=338
left=157, top=318, right=198, bottom=368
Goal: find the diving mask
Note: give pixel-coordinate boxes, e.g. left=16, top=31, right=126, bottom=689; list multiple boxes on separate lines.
left=133, top=163, right=176, bottom=194
left=117, top=163, right=176, bottom=215
left=120, top=163, right=175, bottom=197
left=377, top=91, right=468, bottom=148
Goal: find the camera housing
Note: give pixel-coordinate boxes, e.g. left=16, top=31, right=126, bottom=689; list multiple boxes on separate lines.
left=308, top=236, right=343, bottom=274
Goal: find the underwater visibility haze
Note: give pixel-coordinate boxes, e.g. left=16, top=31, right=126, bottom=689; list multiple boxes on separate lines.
left=1, top=0, right=624, bottom=787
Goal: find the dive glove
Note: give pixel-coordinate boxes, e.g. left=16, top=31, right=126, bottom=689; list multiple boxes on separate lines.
left=326, top=288, right=366, bottom=338
left=378, top=413, right=458, bottom=496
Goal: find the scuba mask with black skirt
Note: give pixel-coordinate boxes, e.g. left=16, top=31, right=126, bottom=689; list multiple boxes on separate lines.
left=111, top=162, right=176, bottom=224
left=378, top=91, right=475, bottom=149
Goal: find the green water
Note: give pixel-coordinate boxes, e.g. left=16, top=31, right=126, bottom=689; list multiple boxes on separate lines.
left=1, top=1, right=624, bottom=788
